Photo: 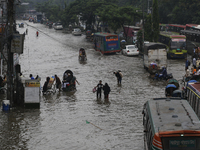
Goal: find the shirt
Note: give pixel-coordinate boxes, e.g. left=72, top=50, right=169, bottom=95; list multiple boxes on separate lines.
left=97, top=83, right=103, bottom=91
left=196, top=70, right=200, bottom=75
left=193, top=58, right=196, bottom=66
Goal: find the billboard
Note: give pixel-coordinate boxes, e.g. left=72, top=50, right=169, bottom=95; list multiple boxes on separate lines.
left=11, top=34, right=24, bottom=54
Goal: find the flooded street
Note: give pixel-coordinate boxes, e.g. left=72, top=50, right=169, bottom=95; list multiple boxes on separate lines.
left=0, top=21, right=186, bottom=150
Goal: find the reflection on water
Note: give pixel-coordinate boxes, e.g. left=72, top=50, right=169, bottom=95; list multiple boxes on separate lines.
left=0, top=21, right=187, bottom=149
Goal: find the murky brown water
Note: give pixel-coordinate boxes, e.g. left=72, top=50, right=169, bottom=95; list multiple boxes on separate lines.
left=0, top=21, right=187, bottom=150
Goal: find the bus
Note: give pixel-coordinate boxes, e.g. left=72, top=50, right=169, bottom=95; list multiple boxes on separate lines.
left=94, top=32, right=121, bottom=54
left=143, top=98, right=200, bottom=150
left=186, top=82, right=200, bottom=118
left=143, top=42, right=167, bottom=74
left=36, top=14, right=42, bottom=23
left=180, top=29, right=200, bottom=55
left=159, top=31, right=187, bottom=59
left=160, top=24, right=186, bottom=34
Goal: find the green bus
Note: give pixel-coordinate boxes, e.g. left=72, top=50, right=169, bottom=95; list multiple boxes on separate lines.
left=94, top=32, right=121, bottom=54
left=159, top=31, right=187, bottom=59
left=143, top=98, right=200, bottom=150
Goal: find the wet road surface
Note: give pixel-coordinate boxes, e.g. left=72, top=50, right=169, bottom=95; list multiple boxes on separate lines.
left=0, top=21, right=186, bottom=150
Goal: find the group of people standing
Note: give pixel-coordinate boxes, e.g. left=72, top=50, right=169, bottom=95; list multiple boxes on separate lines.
left=185, top=56, right=200, bottom=78
left=95, top=80, right=111, bottom=101
left=42, top=74, right=61, bottom=93
left=95, top=70, right=123, bottom=101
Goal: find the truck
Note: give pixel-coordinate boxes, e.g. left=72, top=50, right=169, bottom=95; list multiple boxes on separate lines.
left=143, top=42, right=167, bottom=74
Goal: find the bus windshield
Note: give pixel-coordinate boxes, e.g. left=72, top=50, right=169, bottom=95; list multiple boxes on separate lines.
left=162, top=137, right=200, bottom=149
left=170, top=40, right=186, bottom=49
left=106, top=36, right=118, bottom=40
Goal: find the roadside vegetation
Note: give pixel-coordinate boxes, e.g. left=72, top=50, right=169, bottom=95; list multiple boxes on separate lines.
left=17, top=0, right=200, bottom=47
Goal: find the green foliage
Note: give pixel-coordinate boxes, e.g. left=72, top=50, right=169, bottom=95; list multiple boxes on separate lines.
left=144, top=14, right=152, bottom=42
left=20, top=0, right=200, bottom=33
left=97, top=5, right=141, bottom=35
left=137, top=30, right=143, bottom=53
left=158, top=0, right=200, bottom=24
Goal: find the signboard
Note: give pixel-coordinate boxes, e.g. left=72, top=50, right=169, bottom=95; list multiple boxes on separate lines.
left=24, top=80, right=40, bottom=103
left=170, top=140, right=196, bottom=148
left=11, top=34, right=24, bottom=54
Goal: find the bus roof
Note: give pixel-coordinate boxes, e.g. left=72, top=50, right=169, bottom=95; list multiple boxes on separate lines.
left=94, top=32, right=118, bottom=37
left=186, top=24, right=198, bottom=28
left=168, top=24, right=186, bottom=29
left=145, top=99, right=200, bottom=135
left=187, top=82, right=200, bottom=96
left=181, top=29, right=200, bottom=36
left=159, top=24, right=186, bottom=29
left=160, top=31, right=186, bottom=38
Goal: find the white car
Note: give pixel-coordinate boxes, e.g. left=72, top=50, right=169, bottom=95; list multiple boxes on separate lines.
left=54, top=22, right=63, bottom=30
left=122, top=45, right=139, bottom=56
left=72, top=28, right=82, bottom=36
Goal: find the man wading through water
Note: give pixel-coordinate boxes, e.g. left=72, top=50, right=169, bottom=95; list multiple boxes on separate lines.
left=114, top=70, right=123, bottom=84
left=96, top=80, right=103, bottom=99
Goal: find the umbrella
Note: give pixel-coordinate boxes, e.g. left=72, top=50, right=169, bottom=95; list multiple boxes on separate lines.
left=172, top=90, right=182, bottom=98
left=187, top=80, right=197, bottom=86
left=121, top=40, right=126, bottom=43
left=167, top=78, right=179, bottom=89
left=166, top=84, right=176, bottom=89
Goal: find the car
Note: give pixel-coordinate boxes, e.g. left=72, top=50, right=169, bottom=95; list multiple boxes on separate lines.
left=54, top=22, right=63, bottom=30
left=72, top=28, right=82, bottom=36
left=122, top=45, right=139, bottom=56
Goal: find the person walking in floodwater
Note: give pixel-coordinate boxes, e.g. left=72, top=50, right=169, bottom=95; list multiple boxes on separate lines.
left=43, top=77, right=50, bottom=93
left=54, top=74, right=61, bottom=91
left=103, top=83, right=111, bottom=100
left=96, top=80, right=103, bottom=99
left=114, top=70, right=123, bottom=84
left=36, top=31, right=39, bottom=37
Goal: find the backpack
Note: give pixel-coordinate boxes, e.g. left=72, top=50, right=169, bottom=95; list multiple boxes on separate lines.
left=119, top=72, right=123, bottom=77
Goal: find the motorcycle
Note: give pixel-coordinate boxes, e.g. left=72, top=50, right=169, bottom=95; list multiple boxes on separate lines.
left=154, top=73, right=173, bottom=80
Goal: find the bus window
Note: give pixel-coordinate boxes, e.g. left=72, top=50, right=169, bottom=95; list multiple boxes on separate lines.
left=192, top=95, right=196, bottom=110
left=195, top=97, right=199, bottom=115
left=106, top=36, right=117, bottom=40
left=198, top=100, right=200, bottom=118
left=189, top=91, right=192, bottom=103
left=170, top=40, right=186, bottom=49
left=149, top=132, right=153, bottom=149
left=187, top=89, right=189, bottom=98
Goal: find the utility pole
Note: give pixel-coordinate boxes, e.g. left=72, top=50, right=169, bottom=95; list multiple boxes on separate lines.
left=7, top=0, right=14, bottom=106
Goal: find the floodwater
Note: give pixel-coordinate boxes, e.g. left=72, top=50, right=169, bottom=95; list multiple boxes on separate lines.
left=0, top=21, right=186, bottom=150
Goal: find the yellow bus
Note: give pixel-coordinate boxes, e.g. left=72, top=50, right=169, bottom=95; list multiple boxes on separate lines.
left=143, top=98, right=200, bottom=150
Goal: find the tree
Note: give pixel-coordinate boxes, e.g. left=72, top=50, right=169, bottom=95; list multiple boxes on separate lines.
left=137, top=30, right=143, bottom=53
left=171, top=0, right=200, bottom=24
left=158, top=0, right=178, bottom=24
left=97, top=5, right=141, bottom=40
left=144, top=14, right=153, bottom=42
left=152, top=0, right=159, bottom=42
